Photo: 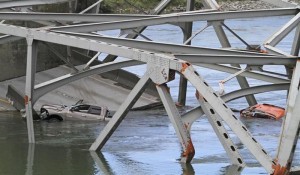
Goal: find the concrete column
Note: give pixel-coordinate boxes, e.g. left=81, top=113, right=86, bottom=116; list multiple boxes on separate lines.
left=25, top=37, right=38, bottom=143
left=178, top=0, right=194, bottom=106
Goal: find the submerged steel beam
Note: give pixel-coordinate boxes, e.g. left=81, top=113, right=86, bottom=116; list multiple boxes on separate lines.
left=50, top=8, right=298, bottom=32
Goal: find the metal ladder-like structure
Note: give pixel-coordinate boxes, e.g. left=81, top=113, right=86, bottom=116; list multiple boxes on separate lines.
left=0, top=0, right=299, bottom=174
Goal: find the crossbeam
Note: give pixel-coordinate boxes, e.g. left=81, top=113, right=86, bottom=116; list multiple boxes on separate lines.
left=0, top=12, right=156, bottom=22
left=56, top=32, right=274, bottom=56
left=50, top=8, right=298, bottom=32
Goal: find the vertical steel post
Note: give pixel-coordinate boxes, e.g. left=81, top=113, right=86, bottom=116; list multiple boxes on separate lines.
left=25, top=37, right=37, bottom=143
left=157, top=84, right=195, bottom=163
left=275, top=61, right=300, bottom=174
left=291, top=24, right=300, bottom=56
left=90, top=73, right=151, bottom=151
left=178, top=0, right=194, bottom=106
left=202, top=0, right=257, bottom=106
left=286, top=24, right=300, bottom=79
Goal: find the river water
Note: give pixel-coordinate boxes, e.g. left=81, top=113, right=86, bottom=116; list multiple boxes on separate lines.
left=0, top=16, right=299, bottom=175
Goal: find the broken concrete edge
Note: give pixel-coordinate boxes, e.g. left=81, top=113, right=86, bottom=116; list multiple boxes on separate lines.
left=6, top=84, right=39, bottom=119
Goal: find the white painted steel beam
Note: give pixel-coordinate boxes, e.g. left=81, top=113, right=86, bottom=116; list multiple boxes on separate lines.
left=276, top=61, right=300, bottom=173
left=0, top=24, right=183, bottom=71
left=50, top=8, right=298, bottom=32
left=59, top=32, right=274, bottom=56
left=0, top=12, right=156, bottom=22
left=175, top=54, right=297, bottom=65
left=291, top=24, right=300, bottom=56
left=25, top=37, right=37, bottom=144
left=90, top=72, right=151, bottom=151
left=197, top=92, right=245, bottom=166
left=197, top=64, right=289, bottom=84
left=221, top=83, right=290, bottom=102
left=265, top=45, right=291, bottom=56
left=157, top=84, right=194, bottom=163
left=265, top=12, right=300, bottom=46
left=181, top=65, right=275, bottom=173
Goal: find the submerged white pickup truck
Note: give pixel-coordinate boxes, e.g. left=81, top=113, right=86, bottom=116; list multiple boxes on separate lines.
left=40, top=100, right=111, bottom=121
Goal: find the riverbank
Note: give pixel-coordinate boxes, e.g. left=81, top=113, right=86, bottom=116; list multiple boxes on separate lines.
left=101, top=0, right=290, bottom=14
left=219, top=0, right=277, bottom=11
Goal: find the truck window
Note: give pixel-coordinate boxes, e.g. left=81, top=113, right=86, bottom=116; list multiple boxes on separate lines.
left=88, top=107, right=101, bottom=115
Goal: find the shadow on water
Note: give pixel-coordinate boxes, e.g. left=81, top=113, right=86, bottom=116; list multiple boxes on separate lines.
left=24, top=143, right=245, bottom=175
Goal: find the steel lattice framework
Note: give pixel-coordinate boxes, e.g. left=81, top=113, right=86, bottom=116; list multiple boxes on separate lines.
left=0, top=0, right=299, bottom=174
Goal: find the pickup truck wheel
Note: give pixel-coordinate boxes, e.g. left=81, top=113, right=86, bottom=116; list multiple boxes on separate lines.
left=47, top=115, right=63, bottom=122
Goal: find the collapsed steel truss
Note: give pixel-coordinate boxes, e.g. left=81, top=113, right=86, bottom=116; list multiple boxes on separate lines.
left=0, top=0, right=299, bottom=174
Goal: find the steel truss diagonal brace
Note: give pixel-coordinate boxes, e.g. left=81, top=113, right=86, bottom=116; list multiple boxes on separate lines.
left=196, top=92, right=245, bottom=167
left=181, top=64, right=275, bottom=173
left=265, top=12, right=300, bottom=46
left=275, top=61, right=300, bottom=174
left=89, top=72, right=151, bottom=151
left=156, top=84, right=195, bottom=163
left=202, top=0, right=257, bottom=106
